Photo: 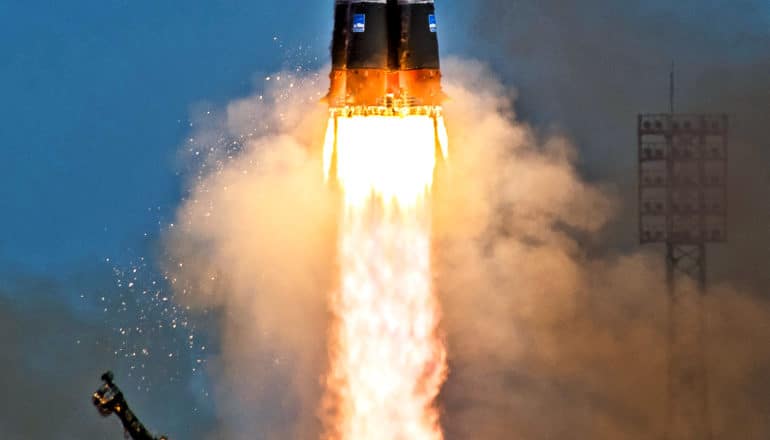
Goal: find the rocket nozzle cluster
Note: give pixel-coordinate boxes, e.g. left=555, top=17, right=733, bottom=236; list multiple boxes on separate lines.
left=327, top=0, right=443, bottom=108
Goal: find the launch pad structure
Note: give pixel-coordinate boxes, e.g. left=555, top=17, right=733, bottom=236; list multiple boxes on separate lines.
left=637, top=73, right=728, bottom=439
left=93, top=371, right=168, bottom=440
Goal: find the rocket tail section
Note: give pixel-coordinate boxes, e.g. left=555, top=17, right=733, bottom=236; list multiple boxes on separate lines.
left=326, top=0, right=443, bottom=108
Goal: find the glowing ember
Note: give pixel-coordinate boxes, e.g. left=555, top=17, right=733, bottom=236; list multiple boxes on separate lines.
left=323, top=114, right=448, bottom=440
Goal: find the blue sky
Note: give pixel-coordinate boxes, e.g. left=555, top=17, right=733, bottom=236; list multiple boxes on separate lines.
left=0, top=1, right=478, bottom=273
left=0, top=1, right=327, bottom=271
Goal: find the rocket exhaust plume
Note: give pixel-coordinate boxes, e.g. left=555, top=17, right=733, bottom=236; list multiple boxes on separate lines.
left=322, top=1, right=448, bottom=438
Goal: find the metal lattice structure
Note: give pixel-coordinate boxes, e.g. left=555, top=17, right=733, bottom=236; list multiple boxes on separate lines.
left=638, top=112, right=728, bottom=440
left=638, top=113, right=728, bottom=249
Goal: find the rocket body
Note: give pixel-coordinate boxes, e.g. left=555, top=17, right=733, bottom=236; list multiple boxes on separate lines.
left=321, top=4, right=449, bottom=436
left=327, top=0, right=442, bottom=108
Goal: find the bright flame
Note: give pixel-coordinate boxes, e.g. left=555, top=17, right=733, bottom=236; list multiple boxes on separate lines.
left=323, top=113, right=448, bottom=440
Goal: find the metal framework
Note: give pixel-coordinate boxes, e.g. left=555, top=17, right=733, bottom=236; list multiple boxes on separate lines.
left=93, top=371, right=168, bottom=440
left=638, top=112, right=728, bottom=440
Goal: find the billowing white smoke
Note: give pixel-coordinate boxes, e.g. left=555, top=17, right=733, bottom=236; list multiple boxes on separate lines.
left=168, top=72, right=335, bottom=439
left=167, top=60, right=770, bottom=439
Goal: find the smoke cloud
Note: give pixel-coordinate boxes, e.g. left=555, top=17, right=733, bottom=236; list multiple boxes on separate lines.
left=462, top=0, right=770, bottom=293
left=167, top=72, right=336, bottom=439
left=435, top=59, right=770, bottom=439
left=166, top=58, right=770, bottom=439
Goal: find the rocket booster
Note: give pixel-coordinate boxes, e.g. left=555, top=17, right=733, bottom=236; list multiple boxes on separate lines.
left=327, top=0, right=442, bottom=108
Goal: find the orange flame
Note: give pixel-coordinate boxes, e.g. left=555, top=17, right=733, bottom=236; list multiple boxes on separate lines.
left=323, top=113, right=448, bottom=440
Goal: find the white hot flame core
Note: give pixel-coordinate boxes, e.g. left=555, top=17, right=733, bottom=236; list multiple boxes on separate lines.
left=323, top=113, right=447, bottom=440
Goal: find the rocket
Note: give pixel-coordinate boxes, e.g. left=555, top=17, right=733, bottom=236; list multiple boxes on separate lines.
left=326, top=0, right=443, bottom=108
left=322, top=0, right=449, bottom=182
